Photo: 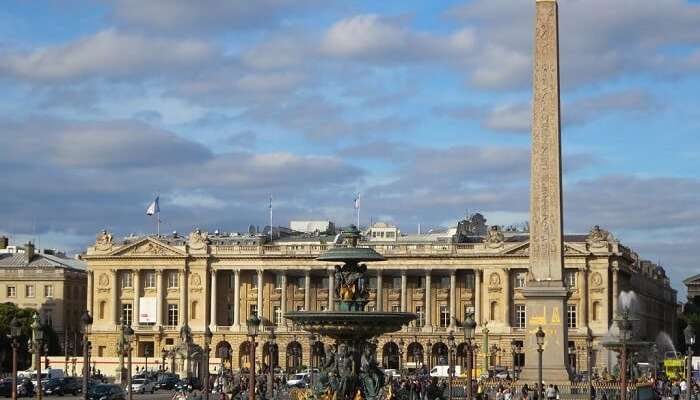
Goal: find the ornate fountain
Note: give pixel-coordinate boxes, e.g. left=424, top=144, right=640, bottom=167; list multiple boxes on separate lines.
left=285, top=225, right=416, bottom=400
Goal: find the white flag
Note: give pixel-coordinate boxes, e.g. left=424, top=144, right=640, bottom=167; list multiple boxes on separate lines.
left=146, top=196, right=160, bottom=215
left=354, top=193, right=360, bottom=210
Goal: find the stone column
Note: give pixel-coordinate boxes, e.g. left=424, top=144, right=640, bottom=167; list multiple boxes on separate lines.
left=133, top=270, right=140, bottom=326
left=401, top=270, right=408, bottom=312
left=257, top=269, right=264, bottom=318
left=521, top=0, right=570, bottom=383
left=281, top=272, right=288, bottom=326
left=87, top=271, right=93, bottom=316
left=582, top=268, right=589, bottom=326
left=612, top=269, right=618, bottom=315
left=179, top=268, right=188, bottom=327
left=233, top=270, right=241, bottom=328
left=503, top=269, right=510, bottom=327
left=328, top=269, right=335, bottom=311
left=304, top=271, right=311, bottom=311
left=156, top=270, right=164, bottom=326
left=210, top=270, right=217, bottom=328
left=111, top=269, right=119, bottom=325
left=475, top=270, right=482, bottom=324
left=449, top=270, right=457, bottom=328
left=376, top=270, right=383, bottom=311
left=424, top=272, right=432, bottom=331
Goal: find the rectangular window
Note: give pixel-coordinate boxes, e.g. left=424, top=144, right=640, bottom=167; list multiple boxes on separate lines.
left=167, top=304, right=178, bottom=326
left=465, top=273, right=475, bottom=289
left=320, top=305, right=328, bottom=312
left=321, top=277, right=329, bottom=289
left=144, top=271, right=156, bottom=288
left=44, top=310, right=53, bottom=327
left=567, top=305, right=577, bottom=328
left=565, top=270, right=577, bottom=288
left=296, top=305, right=304, bottom=312
left=440, top=305, right=450, bottom=328
left=464, top=306, right=475, bottom=323
left=250, top=273, right=258, bottom=289
left=7, top=286, right=15, bottom=298
left=367, top=277, right=377, bottom=289
left=367, top=305, right=377, bottom=312
left=122, top=303, right=133, bottom=326
left=294, top=276, right=304, bottom=288
left=227, top=274, right=234, bottom=289
left=274, top=274, right=283, bottom=290
left=515, top=304, right=526, bottom=329
left=44, top=285, right=54, bottom=298
left=392, top=277, right=401, bottom=289
left=392, top=304, right=401, bottom=312
left=250, top=304, right=258, bottom=317
left=26, top=285, right=35, bottom=298
left=414, top=276, right=425, bottom=289
left=514, top=273, right=526, bottom=289
left=167, top=272, right=178, bottom=288
left=415, top=305, right=425, bottom=327
left=273, top=306, right=282, bottom=326
left=121, top=272, right=133, bottom=289
left=438, top=276, right=450, bottom=289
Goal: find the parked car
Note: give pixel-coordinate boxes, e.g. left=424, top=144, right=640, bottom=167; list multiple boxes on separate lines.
left=17, top=379, right=35, bottom=397
left=286, top=373, right=310, bottom=388
left=87, top=384, right=126, bottom=400
left=129, top=378, right=156, bottom=394
left=174, top=377, right=202, bottom=391
left=156, top=374, right=179, bottom=390
left=43, top=378, right=66, bottom=396
left=0, top=379, right=12, bottom=397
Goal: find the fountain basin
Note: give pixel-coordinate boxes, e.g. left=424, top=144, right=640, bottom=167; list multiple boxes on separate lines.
left=285, top=311, right=416, bottom=340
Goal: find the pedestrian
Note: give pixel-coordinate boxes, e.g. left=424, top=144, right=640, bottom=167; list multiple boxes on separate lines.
left=545, top=384, right=556, bottom=400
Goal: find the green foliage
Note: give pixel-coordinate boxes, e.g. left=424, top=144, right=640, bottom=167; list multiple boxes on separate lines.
left=0, top=302, right=62, bottom=371
left=679, top=297, right=700, bottom=354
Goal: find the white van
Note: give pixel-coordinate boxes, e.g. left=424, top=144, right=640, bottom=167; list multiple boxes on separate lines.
left=430, top=365, right=462, bottom=378
left=19, top=368, right=64, bottom=385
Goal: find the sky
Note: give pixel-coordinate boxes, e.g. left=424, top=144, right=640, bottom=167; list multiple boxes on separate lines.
left=0, top=0, right=699, bottom=297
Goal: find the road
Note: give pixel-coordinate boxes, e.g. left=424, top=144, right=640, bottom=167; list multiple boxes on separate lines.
left=38, top=392, right=176, bottom=400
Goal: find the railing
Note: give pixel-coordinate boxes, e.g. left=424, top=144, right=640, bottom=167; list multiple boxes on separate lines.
left=209, top=242, right=498, bottom=256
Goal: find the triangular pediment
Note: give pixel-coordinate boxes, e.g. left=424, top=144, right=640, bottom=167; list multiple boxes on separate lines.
left=110, top=237, right=186, bottom=257
left=683, top=274, right=700, bottom=285
left=500, top=241, right=590, bottom=256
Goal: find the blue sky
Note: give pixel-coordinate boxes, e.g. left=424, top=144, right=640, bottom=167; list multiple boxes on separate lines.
left=1, top=0, right=699, bottom=296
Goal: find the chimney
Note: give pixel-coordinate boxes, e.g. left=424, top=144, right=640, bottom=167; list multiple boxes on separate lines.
left=0, top=236, right=8, bottom=250
left=25, top=241, right=35, bottom=261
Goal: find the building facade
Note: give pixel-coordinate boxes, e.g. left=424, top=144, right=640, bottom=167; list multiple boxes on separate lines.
left=0, top=238, right=87, bottom=353
left=684, top=274, right=700, bottom=302
left=83, top=222, right=676, bottom=377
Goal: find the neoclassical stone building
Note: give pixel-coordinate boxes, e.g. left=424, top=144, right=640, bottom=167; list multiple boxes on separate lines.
left=83, top=220, right=677, bottom=377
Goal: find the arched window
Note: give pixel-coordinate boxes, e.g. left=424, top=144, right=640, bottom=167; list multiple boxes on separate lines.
left=191, top=301, right=198, bottom=320
left=593, top=301, right=602, bottom=321
left=99, top=301, right=106, bottom=319
left=490, top=301, right=499, bottom=321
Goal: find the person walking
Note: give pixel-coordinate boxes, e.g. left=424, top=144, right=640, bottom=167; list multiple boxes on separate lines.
left=545, top=384, right=556, bottom=400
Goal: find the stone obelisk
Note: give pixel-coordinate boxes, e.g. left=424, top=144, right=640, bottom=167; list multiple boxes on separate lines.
left=520, top=0, right=571, bottom=383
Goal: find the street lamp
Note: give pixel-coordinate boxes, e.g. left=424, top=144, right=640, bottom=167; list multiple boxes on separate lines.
left=307, top=332, right=317, bottom=388
left=463, top=315, right=476, bottom=400
left=124, top=324, right=134, bottom=400
left=266, top=330, right=276, bottom=399
left=398, top=338, right=405, bottom=374
left=447, top=333, right=456, bottom=400
left=32, top=314, right=44, bottom=400
left=618, top=314, right=632, bottom=400
left=536, top=326, right=545, bottom=400
left=247, top=314, right=261, bottom=400
left=161, top=348, right=167, bottom=372
left=510, top=340, right=518, bottom=380
left=586, top=330, right=594, bottom=400
left=204, top=326, right=213, bottom=400
left=684, top=325, right=695, bottom=400
left=10, top=317, right=22, bottom=400
left=426, top=339, right=432, bottom=370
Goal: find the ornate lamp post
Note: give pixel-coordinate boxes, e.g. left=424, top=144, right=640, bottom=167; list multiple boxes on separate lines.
left=247, top=314, right=261, bottom=400
left=510, top=340, right=518, bottom=380
left=426, top=339, right=432, bottom=370
left=32, top=314, right=44, bottom=400
left=266, top=330, right=276, bottom=400
left=463, top=315, right=476, bottom=400
left=161, top=348, right=167, bottom=372
left=204, top=326, right=213, bottom=400
left=180, top=324, right=193, bottom=381
left=10, top=317, right=22, bottom=400
left=307, top=332, right=317, bottom=387
left=482, top=325, right=490, bottom=370
left=398, top=338, right=405, bottom=374
left=117, top=317, right=126, bottom=384
left=684, top=325, right=695, bottom=400
left=124, top=325, right=134, bottom=400
left=586, top=330, right=593, bottom=400
left=618, top=314, right=632, bottom=400
left=536, top=326, right=545, bottom=400
left=447, top=333, right=456, bottom=400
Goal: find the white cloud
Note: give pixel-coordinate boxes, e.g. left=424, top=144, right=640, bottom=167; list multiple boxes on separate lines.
left=0, top=29, right=214, bottom=81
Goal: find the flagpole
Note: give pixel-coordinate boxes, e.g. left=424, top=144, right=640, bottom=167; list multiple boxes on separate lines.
left=356, top=193, right=361, bottom=228
left=157, top=209, right=160, bottom=236
left=269, top=195, right=273, bottom=240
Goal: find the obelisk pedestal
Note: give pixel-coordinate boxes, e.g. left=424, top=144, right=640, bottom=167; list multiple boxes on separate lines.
left=519, top=0, right=571, bottom=384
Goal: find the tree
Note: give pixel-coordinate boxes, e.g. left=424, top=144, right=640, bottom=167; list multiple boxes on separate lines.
left=0, top=302, right=62, bottom=371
